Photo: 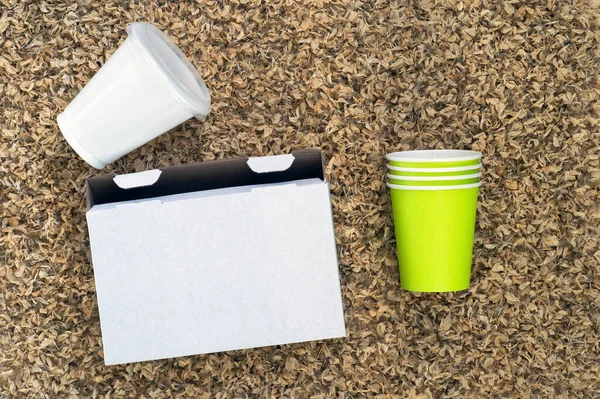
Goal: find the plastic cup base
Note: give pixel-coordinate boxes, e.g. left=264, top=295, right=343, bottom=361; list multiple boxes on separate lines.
left=57, top=113, right=107, bottom=169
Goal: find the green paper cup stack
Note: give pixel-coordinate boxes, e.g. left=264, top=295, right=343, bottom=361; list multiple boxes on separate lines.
left=386, top=150, right=482, bottom=292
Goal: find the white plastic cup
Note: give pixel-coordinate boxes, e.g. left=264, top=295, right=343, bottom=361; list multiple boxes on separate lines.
left=57, top=22, right=211, bottom=169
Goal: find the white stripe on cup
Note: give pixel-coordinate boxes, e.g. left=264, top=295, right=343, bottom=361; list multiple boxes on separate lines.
left=386, top=182, right=482, bottom=191
left=386, top=163, right=482, bottom=172
left=386, top=172, right=481, bottom=181
left=386, top=149, right=482, bottom=163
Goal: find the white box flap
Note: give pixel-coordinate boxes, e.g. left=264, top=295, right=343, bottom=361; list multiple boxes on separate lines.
left=86, top=149, right=325, bottom=210
left=247, top=154, right=295, bottom=173
left=113, top=169, right=162, bottom=189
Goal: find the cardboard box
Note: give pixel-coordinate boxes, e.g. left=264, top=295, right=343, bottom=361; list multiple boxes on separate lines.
left=85, top=149, right=346, bottom=365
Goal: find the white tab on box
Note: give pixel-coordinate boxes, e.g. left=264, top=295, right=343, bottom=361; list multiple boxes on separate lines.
left=247, top=154, right=295, bottom=173
left=113, top=169, right=162, bottom=189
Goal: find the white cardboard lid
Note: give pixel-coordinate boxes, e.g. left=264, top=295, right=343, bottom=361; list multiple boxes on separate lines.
left=84, top=151, right=345, bottom=365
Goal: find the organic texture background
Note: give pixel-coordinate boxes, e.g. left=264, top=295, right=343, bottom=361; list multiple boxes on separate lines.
left=1, top=0, right=600, bottom=398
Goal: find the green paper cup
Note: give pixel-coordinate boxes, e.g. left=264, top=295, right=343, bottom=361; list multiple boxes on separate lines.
left=387, top=172, right=480, bottom=186
left=387, top=150, right=481, bottom=168
left=388, top=182, right=480, bottom=292
left=387, top=164, right=481, bottom=177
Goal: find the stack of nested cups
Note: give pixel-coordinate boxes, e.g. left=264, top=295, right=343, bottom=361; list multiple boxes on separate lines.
left=386, top=150, right=482, bottom=292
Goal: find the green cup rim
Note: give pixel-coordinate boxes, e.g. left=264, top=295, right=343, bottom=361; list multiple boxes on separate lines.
left=387, top=172, right=481, bottom=181
left=386, top=149, right=482, bottom=163
left=387, top=163, right=482, bottom=173
left=387, top=182, right=482, bottom=191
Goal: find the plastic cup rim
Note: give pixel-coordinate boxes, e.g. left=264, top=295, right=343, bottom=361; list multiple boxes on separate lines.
left=386, top=149, right=482, bottom=163
left=387, top=163, right=482, bottom=173
left=387, top=182, right=482, bottom=191
left=126, top=22, right=211, bottom=120
left=387, top=172, right=481, bottom=181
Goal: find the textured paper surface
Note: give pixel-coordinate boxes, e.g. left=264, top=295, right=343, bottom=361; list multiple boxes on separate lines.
left=86, top=178, right=345, bottom=365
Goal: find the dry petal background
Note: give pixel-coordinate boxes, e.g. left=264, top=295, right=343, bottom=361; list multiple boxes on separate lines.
left=1, top=0, right=600, bottom=398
